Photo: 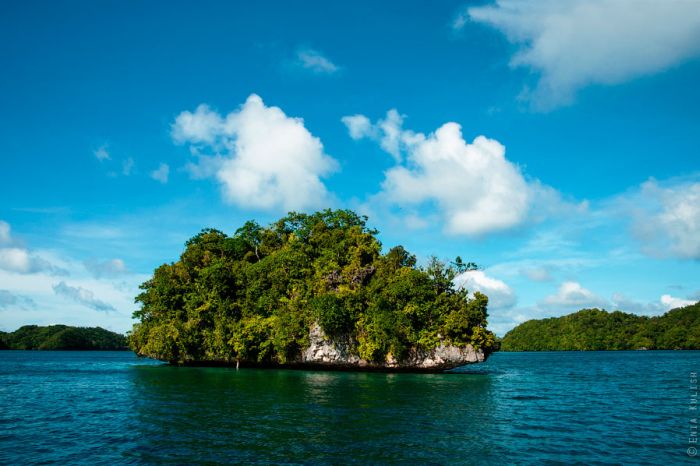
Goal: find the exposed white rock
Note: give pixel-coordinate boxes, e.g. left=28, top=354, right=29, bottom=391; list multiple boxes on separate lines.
left=301, top=323, right=486, bottom=371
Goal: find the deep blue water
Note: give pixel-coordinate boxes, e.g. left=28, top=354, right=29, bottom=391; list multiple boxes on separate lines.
left=0, top=350, right=698, bottom=465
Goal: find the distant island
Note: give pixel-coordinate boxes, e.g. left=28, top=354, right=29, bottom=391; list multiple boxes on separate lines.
left=500, top=302, right=700, bottom=351
left=129, top=209, right=496, bottom=371
left=0, top=325, right=128, bottom=350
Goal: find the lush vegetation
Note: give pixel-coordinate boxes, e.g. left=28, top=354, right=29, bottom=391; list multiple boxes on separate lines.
left=501, top=302, right=700, bottom=351
left=0, top=325, right=128, bottom=350
left=129, top=209, right=495, bottom=364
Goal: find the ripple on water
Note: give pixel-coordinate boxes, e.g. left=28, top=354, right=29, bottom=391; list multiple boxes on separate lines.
left=0, top=350, right=698, bottom=465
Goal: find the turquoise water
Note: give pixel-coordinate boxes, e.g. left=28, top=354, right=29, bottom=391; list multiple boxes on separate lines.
left=0, top=351, right=697, bottom=465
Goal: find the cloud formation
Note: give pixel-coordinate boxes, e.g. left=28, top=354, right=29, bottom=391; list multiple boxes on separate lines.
left=620, top=179, right=700, bottom=259
left=295, top=48, right=339, bottom=74
left=465, top=0, right=700, bottom=109
left=611, top=292, right=697, bottom=316
left=455, top=270, right=516, bottom=309
left=150, top=163, right=170, bottom=184
left=0, top=290, right=35, bottom=310
left=122, top=157, right=135, bottom=176
left=52, top=281, right=116, bottom=312
left=539, top=281, right=608, bottom=312
left=83, top=258, right=127, bottom=279
left=94, top=145, right=110, bottom=161
left=341, top=114, right=374, bottom=140
left=0, top=221, right=65, bottom=275
left=0, top=221, right=10, bottom=244
left=521, top=266, right=552, bottom=282
left=343, top=109, right=568, bottom=235
left=173, top=94, right=338, bottom=211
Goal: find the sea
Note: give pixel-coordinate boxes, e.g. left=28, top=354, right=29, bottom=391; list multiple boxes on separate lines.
left=0, top=350, right=698, bottom=465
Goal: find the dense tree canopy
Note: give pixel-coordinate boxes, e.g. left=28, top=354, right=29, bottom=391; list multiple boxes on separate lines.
left=0, top=325, right=127, bottom=350
left=500, top=302, right=700, bottom=351
left=129, top=209, right=495, bottom=365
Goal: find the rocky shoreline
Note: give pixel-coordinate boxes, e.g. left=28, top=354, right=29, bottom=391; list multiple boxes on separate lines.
left=154, top=324, right=489, bottom=373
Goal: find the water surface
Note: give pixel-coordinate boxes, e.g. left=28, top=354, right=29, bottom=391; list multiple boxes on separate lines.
left=0, top=350, right=697, bottom=464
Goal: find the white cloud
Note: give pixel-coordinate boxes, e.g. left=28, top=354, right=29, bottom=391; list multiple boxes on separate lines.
left=341, top=114, right=374, bottom=140
left=0, top=248, right=35, bottom=273
left=295, top=48, right=339, bottom=74
left=150, top=163, right=170, bottom=184
left=465, top=0, right=700, bottom=109
left=184, top=153, right=224, bottom=180
left=172, top=104, right=224, bottom=145
left=83, top=258, right=127, bottom=279
left=612, top=292, right=697, bottom=316
left=173, top=94, right=338, bottom=212
left=0, top=248, right=65, bottom=275
left=0, top=290, right=35, bottom=310
left=521, top=266, right=552, bottom=282
left=539, top=281, right=608, bottom=312
left=622, top=179, right=700, bottom=259
left=342, top=109, right=405, bottom=162
left=455, top=270, right=516, bottom=309
left=660, top=294, right=696, bottom=310
left=0, top=223, right=65, bottom=275
left=377, top=109, right=406, bottom=162
left=344, top=109, right=570, bottom=236
left=0, top=221, right=10, bottom=244
left=122, top=157, right=135, bottom=176
left=52, top=281, right=116, bottom=313
left=94, top=145, right=110, bottom=161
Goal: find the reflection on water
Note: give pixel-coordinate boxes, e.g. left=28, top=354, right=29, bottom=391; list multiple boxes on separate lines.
left=126, top=364, right=498, bottom=464
left=0, top=350, right=697, bottom=464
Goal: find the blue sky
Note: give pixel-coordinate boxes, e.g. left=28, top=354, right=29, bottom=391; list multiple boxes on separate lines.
left=1, top=0, right=699, bottom=335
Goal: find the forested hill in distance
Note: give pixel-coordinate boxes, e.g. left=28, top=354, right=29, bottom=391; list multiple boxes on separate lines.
left=500, top=302, right=700, bottom=351
left=0, top=325, right=128, bottom=350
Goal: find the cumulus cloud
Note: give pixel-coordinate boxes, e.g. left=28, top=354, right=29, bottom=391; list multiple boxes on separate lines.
left=0, top=248, right=41, bottom=274
left=343, top=109, right=570, bottom=235
left=455, top=270, right=517, bottom=309
left=622, top=179, right=700, bottom=259
left=0, top=290, right=35, bottom=310
left=464, top=0, right=700, bottom=109
left=0, top=222, right=65, bottom=275
left=539, top=281, right=608, bottom=312
left=150, top=163, right=170, bottom=184
left=173, top=94, right=338, bottom=211
left=343, top=110, right=406, bottom=162
left=660, top=294, right=696, bottom=310
left=612, top=292, right=697, bottom=316
left=83, top=258, right=127, bottom=279
left=295, top=48, right=339, bottom=74
left=341, top=114, right=374, bottom=140
left=172, top=104, right=223, bottom=146
left=52, top=281, right=116, bottom=312
left=94, top=145, right=110, bottom=161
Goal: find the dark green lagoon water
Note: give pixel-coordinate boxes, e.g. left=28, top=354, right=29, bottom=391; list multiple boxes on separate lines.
left=0, top=350, right=698, bottom=465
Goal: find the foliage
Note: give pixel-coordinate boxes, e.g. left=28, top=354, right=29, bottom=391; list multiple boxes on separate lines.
left=0, top=325, right=127, bottom=350
left=500, top=302, right=700, bottom=351
left=129, top=209, right=495, bottom=364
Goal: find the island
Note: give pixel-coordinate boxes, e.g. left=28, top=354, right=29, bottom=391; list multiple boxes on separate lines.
left=129, top=209, right=496, bottom=371
left=0, top=325, right=128, bottom=350
left=500, top=302, right=700, bottom=351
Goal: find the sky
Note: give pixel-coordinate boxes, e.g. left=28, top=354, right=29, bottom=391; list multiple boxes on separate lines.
left=1, top=0, right=699, bottom=336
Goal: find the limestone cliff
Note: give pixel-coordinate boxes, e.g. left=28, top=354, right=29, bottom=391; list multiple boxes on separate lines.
left=296, top=324, right=487, bottom=372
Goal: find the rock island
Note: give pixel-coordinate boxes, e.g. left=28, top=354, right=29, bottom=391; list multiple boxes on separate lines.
left=129, top=209, right=495, bottom=371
